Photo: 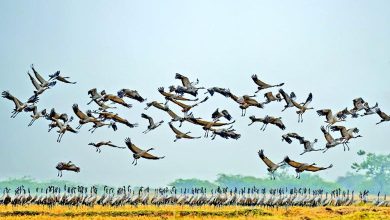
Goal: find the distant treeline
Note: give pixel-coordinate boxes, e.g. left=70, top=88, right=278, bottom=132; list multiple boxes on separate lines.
left=1, top=151, right=388, bottom=194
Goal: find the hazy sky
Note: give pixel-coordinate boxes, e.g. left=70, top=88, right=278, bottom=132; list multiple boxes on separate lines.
left=0, top=1, right=389, bottom=187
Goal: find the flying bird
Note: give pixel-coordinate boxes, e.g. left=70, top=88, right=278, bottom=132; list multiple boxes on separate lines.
left=30, top=64, right=54, bottom=88
left=165, top=96, right=209, bottom=113
left=316, top=109, right=346, bottom=130
left=117, top=89, right=146, bottom=102
left=56, top=161, right=80, bottom=177
left=168, top=122, right=201, bottom=142
left=292, top=93, right=313, bottom=123
left=279, top=89, right=297, bottom=112
left=330, top=126, right=362, bottom=151
left=321, top=126, right=343, bottom=153
left=212, top=108, right=232, bottom=122
left=124, top=138, right=165, bottom=165
left=54, top=117, right=78, bottom=143
left=97, top=112, right=138, bottom=128
left=251, top=74, right=285, bottom=93
left=88, top=141, right=125, bottom=153
left=101, top=93, right=132, bottom=108
left=1, top=91, right=39, bottom=118
left=361, top=102, right=379, bottom=117
left=27, top=71, right=56, bottom=95
left=72, top=104, right=101, bottom=129
left=263, top=92, right=282, bottom=104
left=158, top=87, right=198, bottom=102
left=281, top=133, right=304, bottom=144
left=141, top=113, right=164, bottom=134
left=283, top=156, right=333, bottom=179
left=23, top=105, right=47, bottom=126
left=145, top=101, right=169, bottom=111
left=248, top=115, right=286, bottom=131
left=48, top=71, right=77, bottom=84
left=87, top=88, right=105, bottom=105
left=205, top=87, right=231, bottom=97
left=258, top=149, right=285, bottom=180
left=375, top=108, right=390, bottom=125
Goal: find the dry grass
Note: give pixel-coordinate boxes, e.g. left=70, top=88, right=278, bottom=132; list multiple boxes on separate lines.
left=0, top=204, right=389, bottom=219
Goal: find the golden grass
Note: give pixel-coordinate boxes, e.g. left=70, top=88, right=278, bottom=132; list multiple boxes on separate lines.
left=0, top=204, right=389, bottom=220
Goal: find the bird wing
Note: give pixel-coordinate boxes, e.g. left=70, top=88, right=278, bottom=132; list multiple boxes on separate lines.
left=57, top=76, right=76, bottom=84
left=166, top=109, right=180, bottom=119
left=221, top=110, right=232, bottom=121
left=279, top=89, right=292, bottom=105
left=258, top=150, right=277, bottom=169
left=107, top=143, right=125, bottom=148
left=2, top=91, right=23, bottom=109
left=283, top=156, right=303, bottom=169
left=124, top=138, right=162, bottom=159
left=330, top=125, right=345, bottom=133
left=211, top=109, right=221, bottom=119
left=287, top=133, right=304, bottom=143
left=106, top=95, right=127, bottom=105
left=31, top=65, right=48, bottom=85
left=168, top=122, right=184, bottom=135
left=303, top=93, right=313, bottom=108
left=270, top=118, right=286, bottom=130
left=72, top=104, right=88, bottom=120
left=66, top=125, right=78, bottom=133
left=88, top=88, right=97, bottom=96
left=376, top=108, right=389, bottom=120
left=317, top=109, right=332, bottom=120
left=353, top=98, right=365, bottom=109
left=179, top=75, right=191, bottom=87
left=141, top=113, right=154, bottom=125
left=264, top=92, right=275, bottom=101
left=251, top=74, right=269, bottom=87
left=24, top=105, right=37, bottom=114
left=305, top=164, right=333, bottom=172
left=27, top=72, right=41, bottom=90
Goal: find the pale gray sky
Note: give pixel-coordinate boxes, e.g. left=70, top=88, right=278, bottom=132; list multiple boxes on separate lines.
left=0, top=0, right=389, bottom=187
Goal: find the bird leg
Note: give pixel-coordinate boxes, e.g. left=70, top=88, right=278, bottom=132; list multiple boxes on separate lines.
left=142, top=129, right=150, bottom=134
left=77, top=124, right=82, bottom=129
left=300, top=151, right=307, bottom=155
left=28, top=119, right=35, bottom=126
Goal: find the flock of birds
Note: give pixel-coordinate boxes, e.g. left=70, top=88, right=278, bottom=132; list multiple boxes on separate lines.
left=0, top=185, right=389, bottom=207
left=2, top=65, right=389, bottom=180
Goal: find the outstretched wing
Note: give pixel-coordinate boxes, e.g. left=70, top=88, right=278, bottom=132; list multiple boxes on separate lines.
left=2, top=91, right=23, bottom=109
left=279, top=89, right=292, bottom=105
left=283, top=156, right=303, bottom=168
left=330, top=125, right=345, bottom=132
left=305, top=164, right=333, bottom=172
left=258, top=149, right=277, bottom=169
left=376, top=108, right=389, bottom=120
left=251, top=74, right=269, bottom=87
left=221, top=110, right=232, bottom=121
left=31, top=64, right=48, bottom=85
left=72, top=104, right=88, bottom=120
left=176, top=73, right=191, bottom=87
left=27, top=72, right=41, bottom=90
left=141, top=113, right=154, bottom=125
left=168, top=122, right=184, bottom=135
left=211, top=109, right=221, bottom=119
left=317, top=109, right=333, bottom=120
left=303, top=93, right=313, bottom=107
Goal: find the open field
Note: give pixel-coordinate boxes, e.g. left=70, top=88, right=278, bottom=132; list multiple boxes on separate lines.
left=0, top=205, right=389, bottom=220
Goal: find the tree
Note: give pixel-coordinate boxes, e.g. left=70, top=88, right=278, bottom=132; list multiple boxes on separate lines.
left=351, top=151, right=390, bottom=193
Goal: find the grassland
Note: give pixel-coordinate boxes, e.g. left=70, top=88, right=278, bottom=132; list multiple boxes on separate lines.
left=0, top=204, right=389, bottom=220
